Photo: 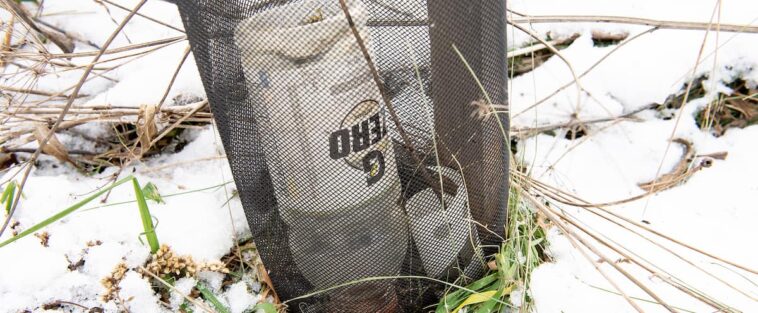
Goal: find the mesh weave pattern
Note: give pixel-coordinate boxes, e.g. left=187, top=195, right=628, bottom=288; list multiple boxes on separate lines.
left=174, top=0, right=508, bottom=311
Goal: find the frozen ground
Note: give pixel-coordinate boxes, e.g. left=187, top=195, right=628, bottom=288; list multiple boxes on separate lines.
left=0, top=0, right=757, bottom=312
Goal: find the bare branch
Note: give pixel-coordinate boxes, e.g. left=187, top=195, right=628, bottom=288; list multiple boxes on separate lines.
left=509, top=13, right=758, bottom=34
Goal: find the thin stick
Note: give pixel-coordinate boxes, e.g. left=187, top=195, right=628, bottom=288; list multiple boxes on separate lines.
left=5, top=35, right=186, bottom=60
left=516, top=176, right=737, bottom=310
left=157, top=45, right=191, bottom=110
left=585, top=204, right=757, bottom=301
left=529, top=189, right=646, bottom=313
left=519, top=188, right=677, bottom=312
left=508, top=22, right=586, bottom=114
left=642, top=1, right=719, bottom=219
left=1, top=0, right=73, bottom=52
left=0, top=84, right=84, bottom=98
left=149, top=100, right=207, bottom=147
left=506, top=34, right=578, bottom=59
left=555, top=205, right=734, bottom=312
left=0, top=14, right=14, bottom=67
left=512, top=27, right=658, bottom=119
left=508, top=13, right=758, bottom=34
left=4, top=37, right=184, bottom=121
left=0, top=0, right=149, bottom=238
left=99, top=0, right=185, bottom=33
left=337, top=0, right=456, bottom=198
left=520, top=173, right=758, bottom=275
left=511, top=103, right=656, bottom=138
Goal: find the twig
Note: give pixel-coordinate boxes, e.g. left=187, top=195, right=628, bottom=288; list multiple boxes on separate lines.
left=642, top=1, right=720, bottom=219
left=139, top=156, right=226, bottom=174
left=511, top=103, right=656, bottom=138
left=98, top=0, right=185, bottom=33
left=157, top=45, right=191, bottom=110
left=547, top=206, right=646, bottom=312
left=513, top=27, right=658, bottom=119
left=584, top=282, right=697, bottom=313
left=508, top=22, right=586, bottom=115
left=518, top=187, right=678, bottom=312
left=554, top=204, right=735, bottom=312
left=0, top=0, right=149, bottom=238
left=5, top=35, right=186, bottom=60
left=519, top=173, right=758, bottom=275
left=1, top=0, right=74, bottom=53
left=0, top=14, right=14, bottom=66
left=149, top=100, right=207, bottom=148
left=32, top=17, right=101, bottom=50
left=583, top=204, right=758, bottom=301
left=0, top=84, right=84, bottom=98
left=337, top=0, right=457, bottom=198
left=2, top=143, right=97, bottom=155
left=5, top=36, right=184, bottom=113
left=508, top=13, right=758, bottom=34
left=506, top=34, right=579, bottom=59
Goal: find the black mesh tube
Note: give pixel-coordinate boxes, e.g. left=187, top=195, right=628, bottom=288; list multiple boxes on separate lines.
left=174, top=1, right=508, bottom=311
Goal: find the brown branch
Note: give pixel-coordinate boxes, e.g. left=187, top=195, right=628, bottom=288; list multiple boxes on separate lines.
left=8, top=35, right=186, bottom=60
left=1, top=0, right=74, bottom=53
left=149, top=100, right=207, bottom=148
left=511, top=103, right=656, bottom=138
left=2, top=147, right=98, bottom=156
left=156, top=45, right=191, bottom=110
left=509, top=14, right=758, bottom=34
left=0, top=84, right=85, bottom=98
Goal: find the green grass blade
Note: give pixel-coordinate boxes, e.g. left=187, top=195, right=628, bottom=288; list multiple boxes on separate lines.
left=0, top=176, right=133, bottom=248
left=179, top=302, right=194, bottom=313
left=454, top=290, right=498, bottom=313
left=437, top=273, right=499, bottom=312
left=132, top=178, right=160, bottom=254
left=474, top=284, right=515, bottom=313
left=474, top=296, right=501, bottom=313
left=197, top=282, right=230, bottom=313
left=2, top=181, right=17, bottom=215
left=254, top=303, right=278, bottom=313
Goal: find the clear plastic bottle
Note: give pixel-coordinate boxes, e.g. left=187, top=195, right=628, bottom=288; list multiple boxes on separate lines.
left=234, top=0, right=407, bottom=293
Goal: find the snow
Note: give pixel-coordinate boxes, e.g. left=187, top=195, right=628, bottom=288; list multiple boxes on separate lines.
left=118, top=271, right=165, bottom=313
left=508, top=0, right=758, bottom=312
left=1, top=0, right=757, bottom=312
left=223, top=281, right=261, bottom=313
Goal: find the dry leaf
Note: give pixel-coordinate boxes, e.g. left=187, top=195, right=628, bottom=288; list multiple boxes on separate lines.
left=638, top=138, right=696, bottom=192
left=137, top=104, right=158, bottom=153
left=257, top=262, right=281, bottom=304
left=33, top=124, right=78, bottom=168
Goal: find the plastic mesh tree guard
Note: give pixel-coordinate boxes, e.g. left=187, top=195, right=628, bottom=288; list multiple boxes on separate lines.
left=173, top=0, right=508, bottom=311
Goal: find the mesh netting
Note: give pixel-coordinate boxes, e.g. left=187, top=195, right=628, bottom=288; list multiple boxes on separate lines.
left=174, top=0, right=508, bottom=311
